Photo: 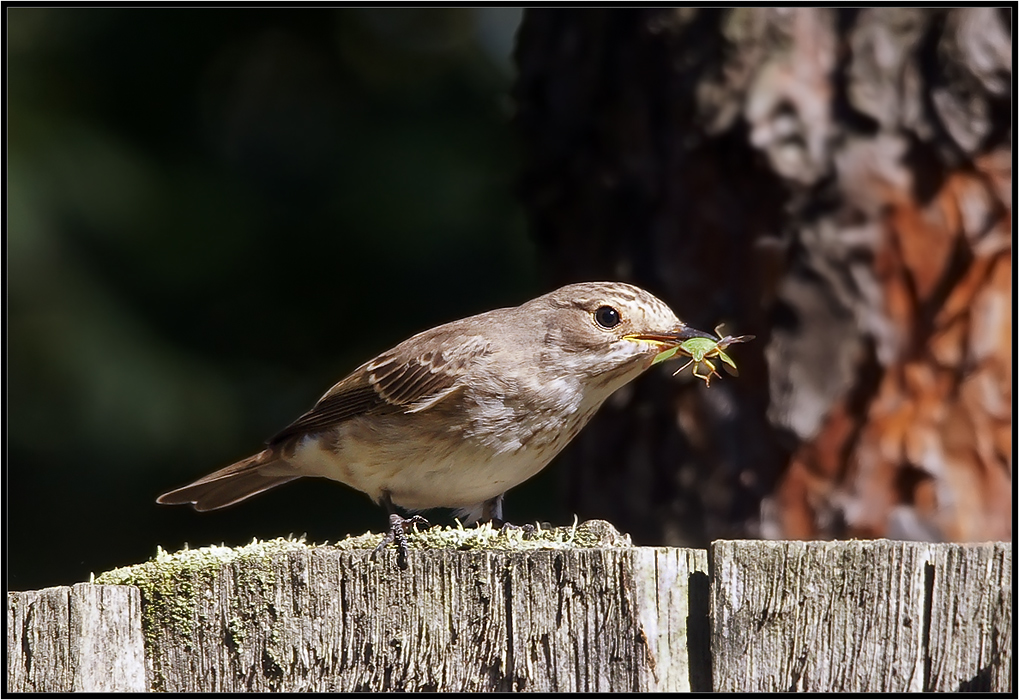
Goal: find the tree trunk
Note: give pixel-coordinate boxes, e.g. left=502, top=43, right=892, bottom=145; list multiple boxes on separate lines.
left=514, top=8, right=1011, bottom=545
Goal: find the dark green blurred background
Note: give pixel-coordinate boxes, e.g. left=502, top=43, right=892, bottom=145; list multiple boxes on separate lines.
left=8, top=8, right=552, bottom=591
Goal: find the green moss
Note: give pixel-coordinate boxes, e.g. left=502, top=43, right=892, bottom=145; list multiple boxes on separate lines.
left=227, top=614, right=247, bottom=650
left=330, top=517, right=633, bottom=552
left=227, top=550, right=279, bottom=657
left=92, top=519, right=629, bottom=686
left=94, top=536, right=318, bottom=687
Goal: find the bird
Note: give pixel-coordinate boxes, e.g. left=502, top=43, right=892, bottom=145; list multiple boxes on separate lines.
left=157, top=281, right=713, bottom=560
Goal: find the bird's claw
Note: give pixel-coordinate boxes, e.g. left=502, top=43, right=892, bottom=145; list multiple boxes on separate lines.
left=373, top=513, right=429, bottom=568
left=494, top=519, right=538, bottom=538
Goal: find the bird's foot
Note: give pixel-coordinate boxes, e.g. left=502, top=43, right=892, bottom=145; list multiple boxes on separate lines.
left=492, top=519, right=538, bottom=538
left=373, top=513, right=429, bottom=568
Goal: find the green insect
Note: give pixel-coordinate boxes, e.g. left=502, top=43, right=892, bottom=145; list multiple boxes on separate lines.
left=654, top=324, right=755, bottom=386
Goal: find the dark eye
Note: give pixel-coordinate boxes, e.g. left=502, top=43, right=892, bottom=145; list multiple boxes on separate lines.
left=594, top=305, right=621, bottom=329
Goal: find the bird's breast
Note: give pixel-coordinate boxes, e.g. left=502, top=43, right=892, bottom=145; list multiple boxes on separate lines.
left=283, top=365, right=636, bottom=513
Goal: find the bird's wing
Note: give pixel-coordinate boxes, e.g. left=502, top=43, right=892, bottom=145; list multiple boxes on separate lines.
left=267, top=334, right=490, bottom=445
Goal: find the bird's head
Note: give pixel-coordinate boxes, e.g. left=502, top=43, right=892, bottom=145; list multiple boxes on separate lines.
left=529, top=281, right=715, bottom=383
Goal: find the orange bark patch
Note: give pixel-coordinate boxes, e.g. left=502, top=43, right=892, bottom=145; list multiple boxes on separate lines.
left=774, top=164, right=1011, bottom=542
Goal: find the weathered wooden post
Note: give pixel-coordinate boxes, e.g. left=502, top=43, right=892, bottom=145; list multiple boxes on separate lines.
left=6, top=524, right=1012, bottom=692
left=6, top=584, right=146, bottom=692
left=7, top=521, right=711, bottom=693
left=711, top=540, right=1012, bottom=692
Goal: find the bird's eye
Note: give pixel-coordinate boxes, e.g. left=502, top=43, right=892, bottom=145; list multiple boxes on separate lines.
left=594, top=306, right=621, bottom=329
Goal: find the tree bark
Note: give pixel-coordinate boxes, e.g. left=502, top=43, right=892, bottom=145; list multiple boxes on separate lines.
left=514, top=8, right=1011, bottom=545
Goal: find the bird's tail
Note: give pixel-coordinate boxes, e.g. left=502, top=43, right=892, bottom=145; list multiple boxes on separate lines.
left=156, top=449, right=300, bottom=511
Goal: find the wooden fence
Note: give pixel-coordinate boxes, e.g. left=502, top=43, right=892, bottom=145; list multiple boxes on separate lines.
left=6, top=521, right=1012, bottom=692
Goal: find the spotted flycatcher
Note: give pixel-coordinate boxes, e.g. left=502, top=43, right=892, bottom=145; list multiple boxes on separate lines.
left=158, top=282, right=714, bottom=556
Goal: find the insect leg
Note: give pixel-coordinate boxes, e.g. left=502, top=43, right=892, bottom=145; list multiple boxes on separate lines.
left=672, top=357, right=695, bottom=377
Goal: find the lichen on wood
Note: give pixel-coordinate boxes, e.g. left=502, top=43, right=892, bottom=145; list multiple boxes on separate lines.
left=91, top=520, right=707, bottom=692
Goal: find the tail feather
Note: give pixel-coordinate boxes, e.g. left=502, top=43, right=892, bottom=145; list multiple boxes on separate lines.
left=157, top=450, right=300, bottom=511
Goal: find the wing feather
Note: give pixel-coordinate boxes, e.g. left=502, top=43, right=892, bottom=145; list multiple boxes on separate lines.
left=267, top=334, right=490, bottom=446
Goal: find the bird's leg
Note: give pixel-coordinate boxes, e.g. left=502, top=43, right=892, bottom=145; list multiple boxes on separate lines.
left=482, top=494, right=537, bottom=536
left=499, top=521, right=538, bottom=537
left=480, top=493, right=504, bottom=522
left=372, top=491, right=428, bottom=568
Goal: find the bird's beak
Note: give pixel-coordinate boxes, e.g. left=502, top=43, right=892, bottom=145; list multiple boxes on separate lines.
left=624, top=325, right=718, bottom=366
left=624, top=325, right=717, bottom=345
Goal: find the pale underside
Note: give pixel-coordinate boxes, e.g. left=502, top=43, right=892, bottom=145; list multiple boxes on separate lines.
left=269, top=346, right=651, bottom=520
